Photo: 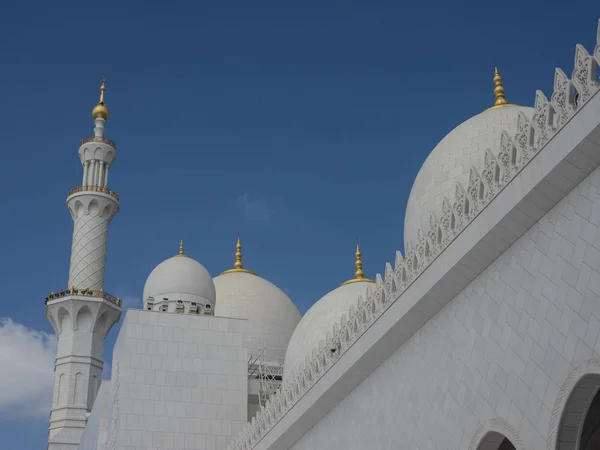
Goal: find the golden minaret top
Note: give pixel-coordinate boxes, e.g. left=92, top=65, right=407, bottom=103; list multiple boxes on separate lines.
left=92, top=76, right=110, bottom=121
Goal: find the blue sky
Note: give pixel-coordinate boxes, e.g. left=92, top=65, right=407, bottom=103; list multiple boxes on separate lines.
left=1, top=1, right=598, bottom=448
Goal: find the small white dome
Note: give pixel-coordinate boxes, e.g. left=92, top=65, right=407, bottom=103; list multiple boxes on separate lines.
left=283, top=280, right=371, bottom=384
left=404, top=104, right=535, bottom=247
left=143, top=252, right=216, bottom=307
left=214, top=271, right=301, bottom=364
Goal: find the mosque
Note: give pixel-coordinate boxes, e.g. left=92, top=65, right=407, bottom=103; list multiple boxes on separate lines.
left=45, top=19, right=600, bottom=450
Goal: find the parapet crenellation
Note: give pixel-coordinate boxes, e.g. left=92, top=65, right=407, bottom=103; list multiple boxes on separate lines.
left=45, top=288, right=123, bottom=308
left=80, top=135, right=117, bottom=149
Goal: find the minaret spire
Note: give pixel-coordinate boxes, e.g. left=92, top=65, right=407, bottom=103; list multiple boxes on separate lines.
left=92, top=76, right=109, bottom=120
left=221, top=237, right=256, bottom=275
left=45, top=80, right=122, bottom=449
left=341, top=243, right=374, bottom=285
left=92, top=77, right=110, bottom=137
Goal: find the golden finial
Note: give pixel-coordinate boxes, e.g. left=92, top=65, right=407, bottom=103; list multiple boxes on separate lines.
left=341, top=243, right=374, bottom=286
left=221, top=237, right=256, bottom=275
left=92, top=76, right=110, bottom=121
left=486, top=67, right=518, bottom=111
left=178, top=239, right=185, bottom=256
left=493, top=67, right=507, bottom=107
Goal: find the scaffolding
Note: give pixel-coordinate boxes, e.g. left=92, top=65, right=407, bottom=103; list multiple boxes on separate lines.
left=247, top=347, right=284, bottom=407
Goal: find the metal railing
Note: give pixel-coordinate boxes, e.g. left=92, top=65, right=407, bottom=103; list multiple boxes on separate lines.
left=80, top=136, right=116, bottom=149
left=45, top=288, right=122, bottom=307
left=68, top=186, right=119, bottom=201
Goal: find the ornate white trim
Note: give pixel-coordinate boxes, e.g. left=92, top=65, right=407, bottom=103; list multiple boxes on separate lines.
left=227, top=19, right=600, bottom=450
left=468, top=417, right=527, bottom=450
left=547, top=358, right=600, bottom=450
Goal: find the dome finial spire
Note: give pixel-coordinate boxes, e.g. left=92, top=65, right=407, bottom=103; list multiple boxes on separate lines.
left=341, top=242, right=374, bottom=285
left=354, top=243, right=365, bottom=280
left=92, top=76, right=110, bottom=121
left=485, top=67, right=518, bottom=111
left=234, top=237, right=243, bottom=270
left=178, top=239, right=185, bottom=256
left=492, top=67, right=508, bottom=107
left=220, top=237, right=256, bottom=275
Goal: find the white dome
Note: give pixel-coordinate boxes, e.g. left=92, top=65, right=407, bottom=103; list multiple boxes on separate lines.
left=143, top=253, right=216, bottom=307
left=214, top=271, right=301, bottom=364
left=404, top=104, right=534, bottom=247
left=283, top=280, right=372, bottom=384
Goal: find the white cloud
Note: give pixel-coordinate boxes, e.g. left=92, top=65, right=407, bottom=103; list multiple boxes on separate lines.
left=235, top=192, right=273, bottom=221
left=0, top=318, right=57, bottom=419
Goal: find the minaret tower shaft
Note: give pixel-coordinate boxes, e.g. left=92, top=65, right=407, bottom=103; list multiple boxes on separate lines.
left=45, top=79, right=122, bottom=450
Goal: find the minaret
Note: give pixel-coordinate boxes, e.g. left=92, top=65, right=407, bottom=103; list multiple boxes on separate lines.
left=45, top=78, right=122, bottom=449
left=341, top=243, right=375, bottom=285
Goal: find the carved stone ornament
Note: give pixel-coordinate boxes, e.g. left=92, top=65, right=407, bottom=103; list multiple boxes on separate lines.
left=514, top=111, right=535, bottom=162
left=532, top=90, right=554, bottom=148
left=594, top=19, right=600, bottom=67
left=573, top=44, right=599, bottom=105
left=551, top=68, right=576, bottom=128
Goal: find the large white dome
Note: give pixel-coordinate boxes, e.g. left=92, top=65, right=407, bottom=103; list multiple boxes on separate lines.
left=142, top=251, right=216, bottom=307
left=404, top=104, right=534, bottom=247
left=214, top=271, right=301, bottom=364
left=283, top=280, right=372, bottom=384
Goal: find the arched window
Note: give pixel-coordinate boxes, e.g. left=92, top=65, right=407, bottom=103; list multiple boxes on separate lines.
left=554, top=371, right=600, bottom=450
left=73, top=372, right=84, bottom=404
left=580, top=389, right=600, bottom=449
left=476, top=431, right=517, bottom=450
left=57, top=373, right=66, bottom=405
left=469, top=419, right=524, bottom=450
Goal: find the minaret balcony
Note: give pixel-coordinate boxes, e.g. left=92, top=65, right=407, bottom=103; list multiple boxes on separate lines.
left=68, top=186, right=119, bottom=201
left=80, top=135, right=116, bottom=149
left=45, top=288, right=123, bottom=307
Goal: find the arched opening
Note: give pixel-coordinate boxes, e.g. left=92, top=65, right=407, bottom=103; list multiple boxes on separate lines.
left=57, top=307, right=71, bottom=334
left=76, top=306, right=93, bottom=331
left=477, top=431, right=517, bottom=450
left=580, top=388, right=600, bottom=449
left=73, top=372, right=84, bottom=404
left=498, top=439, right=517, bottom=450
left=555, top=373, right=600, bottom=450
left=57, top=373, right=66, bottom=405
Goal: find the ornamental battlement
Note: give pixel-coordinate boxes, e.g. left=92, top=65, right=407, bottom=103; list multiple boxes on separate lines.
left=45, top=288, right=122, bottom=307
left=227, top=19, right=600, bottom=450
left=68, top=185, right=119, bottom=201
left=80, top=135, right=116, bottom=149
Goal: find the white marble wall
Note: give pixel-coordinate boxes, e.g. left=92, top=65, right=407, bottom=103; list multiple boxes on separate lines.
left=107, top=310, right=249, bottom=450
left=79, top=381, right=111, bottom=450
left=289, top=161, right=600, bottom=449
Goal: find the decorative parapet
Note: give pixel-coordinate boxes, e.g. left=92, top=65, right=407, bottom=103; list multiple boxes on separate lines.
left=68, top=185, right=119, bottom=201
left=80, top=135, right=117, bottom=149
left=45, top=288, right=123, bottom=307
left=227, top=20, right=600, bottom=450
